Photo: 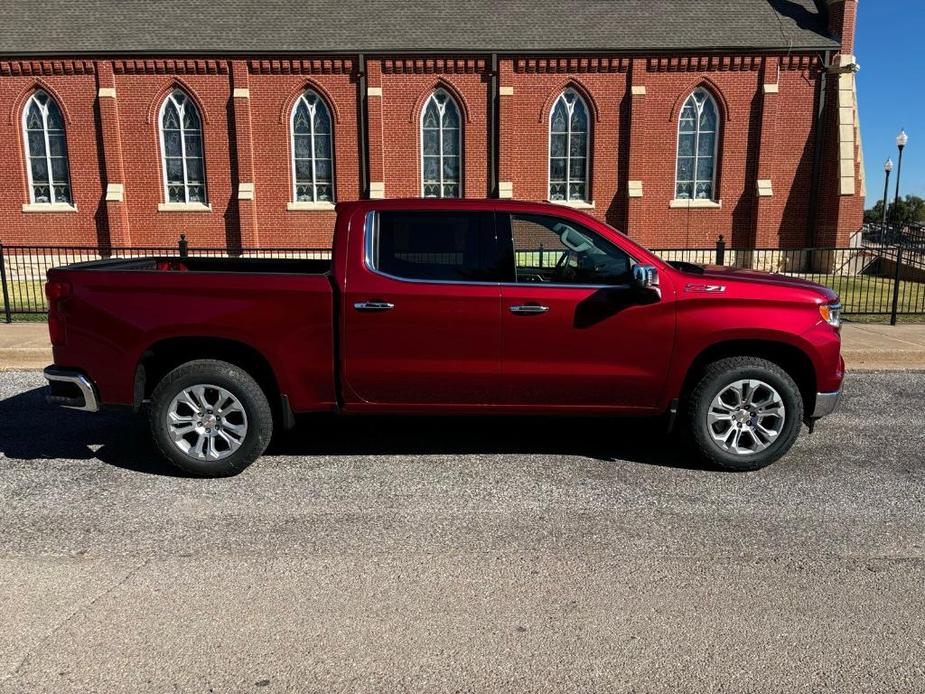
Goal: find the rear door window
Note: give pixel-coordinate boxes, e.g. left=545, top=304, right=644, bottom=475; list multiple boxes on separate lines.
left=372, top=210, right=506, bottom=282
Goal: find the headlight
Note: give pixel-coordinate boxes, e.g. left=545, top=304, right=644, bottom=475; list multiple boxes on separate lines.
left=819, top=302, right=842, bottom=329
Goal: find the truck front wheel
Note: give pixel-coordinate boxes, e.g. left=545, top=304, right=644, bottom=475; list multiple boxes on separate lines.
left=685, top=356, right=804, bottom=471
left=148, top=359, right=273, bottom=476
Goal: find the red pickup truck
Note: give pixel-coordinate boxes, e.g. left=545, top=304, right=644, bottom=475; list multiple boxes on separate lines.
left=44, top=199, right=844, bottom=476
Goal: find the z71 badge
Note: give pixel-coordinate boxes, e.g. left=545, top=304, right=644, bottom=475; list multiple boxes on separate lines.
left=684, top=283, right=727, bottom=293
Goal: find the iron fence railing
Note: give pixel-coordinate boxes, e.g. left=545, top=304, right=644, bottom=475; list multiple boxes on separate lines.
left=650, top=241, right=924, bottom=325
left=0, top=238, right=330, bottom=321
left=1, top=234, right=923, bottom=323
left=861, top=222, right=925, bottom=250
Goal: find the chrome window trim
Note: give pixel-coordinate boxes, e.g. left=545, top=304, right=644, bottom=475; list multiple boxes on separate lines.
left=362, top=210, right=636, bottom=291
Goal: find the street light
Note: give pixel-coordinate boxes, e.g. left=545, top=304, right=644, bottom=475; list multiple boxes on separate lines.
left=891, top=129, right=908, bottom=224
left=882, top=158, right=893, bottom=231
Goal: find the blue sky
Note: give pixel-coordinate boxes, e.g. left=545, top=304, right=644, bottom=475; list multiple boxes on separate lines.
left=857, top=2, right=924, bottom=207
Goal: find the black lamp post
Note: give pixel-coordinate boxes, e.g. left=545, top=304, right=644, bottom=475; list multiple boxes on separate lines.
left=881, top=158, right=893, bottom=232
left=891, top=129, right=908, bottom=224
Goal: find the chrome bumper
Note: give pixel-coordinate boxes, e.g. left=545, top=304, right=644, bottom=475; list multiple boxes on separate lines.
left=43, top=367, right=100, bottom=413
left=812, top=389, right=841, bottom=419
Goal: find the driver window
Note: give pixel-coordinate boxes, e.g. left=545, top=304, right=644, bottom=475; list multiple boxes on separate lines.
left=510, top=214, right=632, bottom=285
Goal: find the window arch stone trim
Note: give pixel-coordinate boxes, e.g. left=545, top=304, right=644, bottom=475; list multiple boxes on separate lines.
left=8, top=79, right=73, bottom=126
left=538, top=79, right=600, bottom=124
left=146, top=78, right=210, bottom=125
left=668, top=77, right=731, bottom=123
left=409, top=79, right=472, bottom=124
left=278, top=79, right=341, bottom=125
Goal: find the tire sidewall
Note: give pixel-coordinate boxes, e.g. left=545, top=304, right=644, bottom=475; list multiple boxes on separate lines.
left=691, top=361, right=803, bottom=471
left=150, top=361, right=272, bottom=476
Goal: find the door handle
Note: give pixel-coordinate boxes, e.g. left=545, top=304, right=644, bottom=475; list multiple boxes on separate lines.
left=509, top=304, right=550, bottom=315
left=354, top=301, right=395, bottom=312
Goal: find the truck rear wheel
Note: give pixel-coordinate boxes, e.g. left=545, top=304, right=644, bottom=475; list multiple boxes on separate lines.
left=685, top=356, right=804, bottom=471
left=148, top=359, right=273, bottom=476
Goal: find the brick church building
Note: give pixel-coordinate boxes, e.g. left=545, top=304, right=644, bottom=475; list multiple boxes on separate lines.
left=0, top=0, right=863, bottom=251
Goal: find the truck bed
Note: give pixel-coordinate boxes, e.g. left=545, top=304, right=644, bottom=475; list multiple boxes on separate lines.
left=46, top=256, right=337, bottom=413
left=60, top=256, right=332, bottom=275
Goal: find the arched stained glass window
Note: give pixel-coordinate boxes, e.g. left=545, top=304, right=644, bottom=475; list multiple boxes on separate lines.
left=22, top=91, right=72, bottom=205
left=292, top=90, right=334, bottom=203
left=675, top=88, right=719, bottom=200
left=421, top=90, right=461, bottom=198
left=159, top=90, right=207, bottom=204
left=549, top=89, right=589, bottom=202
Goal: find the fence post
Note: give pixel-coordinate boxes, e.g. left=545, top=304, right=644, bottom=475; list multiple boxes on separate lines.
left=715, top=234, right=726, bottom=266
left=178, top=233, right=189, bottom=258
left=890, top=245, right=903, bottom=326
left=538, top=242, right=544, bottom=268
left=0, top=243, right=11, bottom=323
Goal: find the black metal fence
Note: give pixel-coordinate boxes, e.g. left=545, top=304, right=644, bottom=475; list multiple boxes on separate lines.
left=0, top=237, right=330, bottom=322
left=2, top=234, right=924, bottom=323
left=652, top=235, right=925, bottom=325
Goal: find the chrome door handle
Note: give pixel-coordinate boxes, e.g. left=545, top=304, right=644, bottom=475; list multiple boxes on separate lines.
left=509, top=304, right=550, bottom=315
left=353, top=301, right=395, bottom=312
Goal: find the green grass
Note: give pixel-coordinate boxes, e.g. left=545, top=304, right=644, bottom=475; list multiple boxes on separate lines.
left=797, top=275, right=925, bottom=320
left=1, top=279, right=47, bottom=321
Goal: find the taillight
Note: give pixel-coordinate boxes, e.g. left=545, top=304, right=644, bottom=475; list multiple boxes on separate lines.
left=45, top=280, right=71, bottom=301
left=48, top=314, right=66, bottom=345
left=45, top=280, right=71, bottom=345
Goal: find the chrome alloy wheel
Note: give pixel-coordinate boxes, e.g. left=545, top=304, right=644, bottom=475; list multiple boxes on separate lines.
left=707, top=379, right=786, bottom=456
left=166, top=384, right=248, bottom=460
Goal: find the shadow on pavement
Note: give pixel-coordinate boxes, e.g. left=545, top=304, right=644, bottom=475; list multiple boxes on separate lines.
left=0, top=385, right=186, bottom=476
left=0, top=385, right=717, bottom=476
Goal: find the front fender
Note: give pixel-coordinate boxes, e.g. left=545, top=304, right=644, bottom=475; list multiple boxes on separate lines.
left=661, top=299, right=836, bottom=409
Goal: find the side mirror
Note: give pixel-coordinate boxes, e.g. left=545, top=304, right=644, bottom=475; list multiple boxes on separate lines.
left=632, top=264, right=659, bottom=291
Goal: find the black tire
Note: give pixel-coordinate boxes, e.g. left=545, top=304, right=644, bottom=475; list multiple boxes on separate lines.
left=685, top=356, right=804, bottom=471
left=148, top=359, right=273, bottom=477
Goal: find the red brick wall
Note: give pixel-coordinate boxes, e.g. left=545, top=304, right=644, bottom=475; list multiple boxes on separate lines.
left=627, top=60, right=761, bottom=248
left=377, top=58, right=491, bottom=200
left=773, top=65, right=822, bottom=248
left=0, top=45, right=863, bottom=251
left=114, top=70, right=235, bottom=247
left=828, top=0, right=858, bottom=56
left=248, top=67, right=359, bottom=247
left=0, top=65, right=102, bottom=245
left=504, top=58, right=628, bottom=232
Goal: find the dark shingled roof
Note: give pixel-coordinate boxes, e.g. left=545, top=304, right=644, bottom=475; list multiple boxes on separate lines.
left=0, top=1, right=839, bottom=56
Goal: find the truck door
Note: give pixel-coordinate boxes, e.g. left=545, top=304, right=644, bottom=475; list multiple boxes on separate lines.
left=497, top=212, right=676, bottom=410
left=342, top=208, right=505, bottom=407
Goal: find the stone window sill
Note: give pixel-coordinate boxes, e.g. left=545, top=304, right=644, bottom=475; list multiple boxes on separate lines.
left=669, top=199, right=722, bottom=209
left=287, top=201, right=336, bottom=212
left=157, top=202, right=212, bottom=213
left=22, top=202, right=78, bottom=213
left=547, top=199, right=595, bottom=210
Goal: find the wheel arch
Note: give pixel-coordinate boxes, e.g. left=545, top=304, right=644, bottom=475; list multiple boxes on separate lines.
left=679, top=339, right=818, bottom=415
left=134, top=336, right=290, bottom=425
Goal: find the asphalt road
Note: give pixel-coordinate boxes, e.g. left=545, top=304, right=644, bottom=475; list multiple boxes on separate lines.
left=1, top=370, right=924, bottom=693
